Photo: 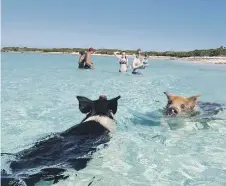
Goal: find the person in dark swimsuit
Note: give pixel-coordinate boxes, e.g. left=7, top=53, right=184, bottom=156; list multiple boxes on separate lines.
left=113, top=51, right=129, bottom=72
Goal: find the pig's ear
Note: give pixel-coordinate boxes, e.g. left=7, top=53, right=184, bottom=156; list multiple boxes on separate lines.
left=76, top=96, right=93, bottom=114
left=188, top=94, right=201, bottom=102
left=187, top=94, right=201, bottom=109
left=164, top=92, right=175, bottom=101
left=108, top=96, right=121, bottom=114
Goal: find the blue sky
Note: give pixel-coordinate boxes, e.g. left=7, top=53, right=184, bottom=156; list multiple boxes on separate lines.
left=2, top=0, right=226, bottom=51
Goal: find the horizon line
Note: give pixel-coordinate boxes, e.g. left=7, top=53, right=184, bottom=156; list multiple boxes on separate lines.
left=2, top=45, right=225, bottom=53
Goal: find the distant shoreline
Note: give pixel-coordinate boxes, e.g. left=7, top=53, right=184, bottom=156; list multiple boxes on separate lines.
left=2, top=50, right=226, bottom=64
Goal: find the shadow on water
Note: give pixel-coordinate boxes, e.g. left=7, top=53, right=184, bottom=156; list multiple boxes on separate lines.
left=129, top=101, right=226, bottom=131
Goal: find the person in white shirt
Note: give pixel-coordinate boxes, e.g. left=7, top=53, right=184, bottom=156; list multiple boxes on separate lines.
left=114, top=51, right=129, bottom=72
left=132, top=48, right=145, bottom=74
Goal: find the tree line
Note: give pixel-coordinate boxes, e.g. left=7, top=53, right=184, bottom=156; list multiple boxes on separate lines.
left=1, top=46, right=226, bottom=57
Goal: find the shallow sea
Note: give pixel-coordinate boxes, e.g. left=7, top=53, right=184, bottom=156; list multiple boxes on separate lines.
left=1, top=52, right=226, bottom=186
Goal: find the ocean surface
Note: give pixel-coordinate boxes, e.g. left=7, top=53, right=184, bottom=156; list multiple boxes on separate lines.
left=1, top=52, right=226, bottom=186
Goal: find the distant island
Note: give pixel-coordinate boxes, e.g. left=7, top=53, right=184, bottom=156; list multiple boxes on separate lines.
left=1, top=46, right=226, bottom=64
left=2, top=46, right=226, bottom=57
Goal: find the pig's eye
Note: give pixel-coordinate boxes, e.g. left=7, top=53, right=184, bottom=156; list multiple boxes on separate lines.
left=181, top=104, right=185, bottom=109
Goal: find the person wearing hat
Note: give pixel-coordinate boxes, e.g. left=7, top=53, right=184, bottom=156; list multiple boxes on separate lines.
left=78, top=48, right=95, bottom=69
left=131, top=48, right=145, bottom=74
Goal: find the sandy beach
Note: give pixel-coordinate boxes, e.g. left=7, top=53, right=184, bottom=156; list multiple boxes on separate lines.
left=53, top=52, right=226, bottom=64
left=147, top=56, right=226, bottom=64
left=179, top=56, right=226, bottom=64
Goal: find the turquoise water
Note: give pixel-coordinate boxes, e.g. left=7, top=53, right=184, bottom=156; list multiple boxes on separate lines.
left=1, top=52, right=226, bottom=186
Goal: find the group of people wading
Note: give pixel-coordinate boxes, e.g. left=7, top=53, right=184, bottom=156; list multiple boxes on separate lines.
left=78, top=47, right=149, bottom=74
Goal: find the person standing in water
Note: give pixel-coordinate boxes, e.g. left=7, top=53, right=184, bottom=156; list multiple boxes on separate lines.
left=143, top=53, right=149, bottom=65
left=141, top=53, right=149, bottom=69
left=78, top=48, right=95, bottom=69
left=114, top=51, right=129, bottom=72
left=132, top=48, right=145, bottom=74
left=78, top=51, right=86, bottom=69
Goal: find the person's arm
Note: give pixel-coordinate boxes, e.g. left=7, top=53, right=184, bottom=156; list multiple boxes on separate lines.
left=86, top=53, right=92, bottom=66
left=86, top=53, right=95, bottom=69
left=132, top=57, right=143, bottom=69
left=113, top=52, right=121, bottom=60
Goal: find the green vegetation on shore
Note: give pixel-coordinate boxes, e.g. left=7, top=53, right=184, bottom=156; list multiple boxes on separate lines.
left=1, top=46, right=226, bottom=57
